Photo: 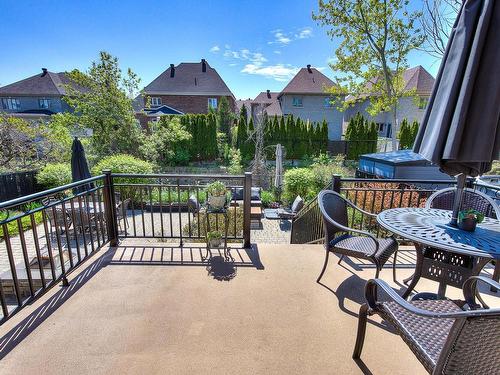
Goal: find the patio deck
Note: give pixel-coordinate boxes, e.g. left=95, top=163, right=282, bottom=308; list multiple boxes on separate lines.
left=0, top=241, right=497, bottom=375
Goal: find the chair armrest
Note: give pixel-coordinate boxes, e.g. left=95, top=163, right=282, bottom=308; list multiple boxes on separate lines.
left=463, top=276, right=500, bottom=309
left=365, top=279, right=500, bottom=318
left=322, top=211, right=380, bottom=254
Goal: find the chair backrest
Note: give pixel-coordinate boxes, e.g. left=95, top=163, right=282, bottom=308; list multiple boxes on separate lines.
left=437, top=315, right=500, bottom=374
left=318, top=190, right=349, bottom=245
left=291, top=196, right=304, bottom=214
left=426, top=187, right=500, bottom=219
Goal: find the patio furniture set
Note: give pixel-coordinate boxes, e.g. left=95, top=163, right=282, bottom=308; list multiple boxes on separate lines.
left=317, top=187, right=500, bottom=374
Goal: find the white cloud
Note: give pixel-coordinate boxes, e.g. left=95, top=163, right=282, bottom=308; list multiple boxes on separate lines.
left=297, top=27, right=313, bottom=39
left=241, top=63, right=299, bottom=81
left=273, top=50, right=281, bottom=54
left=269, top=27, right=313, bottom=45
left=209, top=45, right=220, bottom=53
left=223, top=47, right=267, bottom=65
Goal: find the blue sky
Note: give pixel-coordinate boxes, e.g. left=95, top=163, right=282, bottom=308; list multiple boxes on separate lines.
left=0, top=0, right=442, bottom=99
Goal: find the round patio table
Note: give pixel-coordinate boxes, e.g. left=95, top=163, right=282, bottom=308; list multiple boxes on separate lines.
left=377, top=208, right=500, bottom=299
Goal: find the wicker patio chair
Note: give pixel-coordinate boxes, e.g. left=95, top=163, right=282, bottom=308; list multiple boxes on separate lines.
left=353, top=276, right=500, bottom=374
left=317, top=190, right=398, bottom=282
left=426, top=187, right=500, bottom=290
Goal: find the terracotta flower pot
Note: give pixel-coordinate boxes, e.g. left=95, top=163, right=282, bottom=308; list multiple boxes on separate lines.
left=458, top=217, right=477, bottom=232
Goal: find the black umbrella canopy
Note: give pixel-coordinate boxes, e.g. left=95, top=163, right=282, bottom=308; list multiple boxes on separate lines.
left=414, top=0, right=500, bottom=177
left=71, top=137, right=93, bottom=193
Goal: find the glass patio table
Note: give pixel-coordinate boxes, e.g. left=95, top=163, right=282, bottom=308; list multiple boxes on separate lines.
left=377, top=208, right=500, bottom=299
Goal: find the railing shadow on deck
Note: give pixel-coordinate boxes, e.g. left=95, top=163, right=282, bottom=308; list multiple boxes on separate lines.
left=0, top=247, right=113, bottom=360
left=109, top=243, right=264, bottom=271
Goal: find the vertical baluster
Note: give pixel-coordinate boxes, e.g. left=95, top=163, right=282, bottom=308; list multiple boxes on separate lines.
left=131, top=185, right=137, bottom=237
left=0, top=274, right=9, bottom=320
left=50, top=206, right=67, bottom=278
left=69, top=198, right=81, bottom=264
left=187, top=185, right=192, bottom=238
left=60, top=201, right=74, bottom=269
left=196, top=186, right=201, bottom=238
left=2, top=224, right=22, bottom=306
left=41, top=210, right=57, bottom=281
left=159, top=183, right=164, bottom=238
left=139, top=186, right=146, bottom=237
left=83, top=194, right=96, bottom=253
left=177, top=179, right=182, bottom=245
left=90, top=191, right=102, bottom=248
left=77, top=195, right=89, bottom=257
left=30, top=214, right=46, bottom=289
left=149, top=185, right=154, bottom=237
left=168, top=186, right=173, bottom=237
left=16, top=218, right=35, bottom=298
left=97, top=189, right=107, bottom=243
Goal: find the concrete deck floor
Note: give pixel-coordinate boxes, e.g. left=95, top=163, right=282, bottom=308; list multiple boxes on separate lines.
left=0, top=241, right=497, bottom=375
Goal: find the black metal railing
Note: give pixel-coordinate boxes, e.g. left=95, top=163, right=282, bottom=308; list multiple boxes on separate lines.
left=0, top=171, right=252, bottom=325
left=291, top=176, right=458, bottom=244
left=111, top=173, right=252, bottom=246
left=0, top=174, right=110, bottom=324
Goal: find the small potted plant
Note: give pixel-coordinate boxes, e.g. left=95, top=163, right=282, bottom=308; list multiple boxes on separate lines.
left=458, top=209, right=484, bottom=232
left=207, top=181, right=227, bottom=209
left=207, top=230, right=223, bottom=247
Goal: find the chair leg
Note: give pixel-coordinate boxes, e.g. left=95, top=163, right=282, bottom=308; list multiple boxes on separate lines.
left=375, top=267, right=380, bottom=278
left=492, top=261, right=499, bottom=292
left=392, top=250, right=398, bottom=282
left=337, top=254, right=344, bottom=265
left=317, top=249, right=330, bottom=283
left=353, top=303, right=369, bottom=359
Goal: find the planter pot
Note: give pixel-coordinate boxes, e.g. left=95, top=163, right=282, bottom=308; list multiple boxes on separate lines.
left=208, top=195, right=226, bottom=209
left=458, top=218, right=477, bottom=232
left=208, top=238, right=222, bottom=247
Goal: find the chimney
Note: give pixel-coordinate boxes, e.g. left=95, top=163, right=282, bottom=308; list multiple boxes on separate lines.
left=266, top=90, right=271, bottom=99
left=307, top=64, right=312, bottom=73
left=201, top=59, right=207, bottom=72
left=170, top=64, right=175, bottom=78
left=41, top=68, right=48, bottom=77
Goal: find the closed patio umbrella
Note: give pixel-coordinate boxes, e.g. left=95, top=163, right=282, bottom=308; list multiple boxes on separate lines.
left=413, top=0, right=500, bottom=224
left=275, top=144, right=284, bottom=190
left=71, top=137, right=93, bottom=194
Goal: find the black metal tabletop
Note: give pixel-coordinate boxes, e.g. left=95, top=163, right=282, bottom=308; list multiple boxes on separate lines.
left=377, top=208, right=500, bottom=259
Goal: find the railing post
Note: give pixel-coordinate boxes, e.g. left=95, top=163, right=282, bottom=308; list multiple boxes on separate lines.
left=103, top=170, right=118, bottom=246
left=243, top=172, right=252, bottom=248
left=332, top=174, right=341, bottom=193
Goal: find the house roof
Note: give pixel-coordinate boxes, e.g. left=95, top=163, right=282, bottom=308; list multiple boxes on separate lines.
left=262, top=101, right=282, bottom=117
left=235, top=99, right=253, bottom=115
left=279, top=66, right=337, bottom=96
left=254, top=91, right=280, bottom=103
left=0, top=69, right=76, bottom=96
left=402, top=66, right=435, bottom=96
left=145, top=105, right=184, bottom=116
left=347, top=66, right=435, bottom=101
left=143, top=60, right=234, bottom=98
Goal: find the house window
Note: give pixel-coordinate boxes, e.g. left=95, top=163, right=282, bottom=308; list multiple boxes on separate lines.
left=2, top=98, right=20, bottom=110
left=208, top=98, right=218, bottom=109
left=151, top=97, right=162, bottom=107
left=38, top=98, right=51, bottom=109
left=324, top=97, right=333, bottom=107
left=418, top=97, right=429, bottom=109
left=292, top=97, right=303, bottom=107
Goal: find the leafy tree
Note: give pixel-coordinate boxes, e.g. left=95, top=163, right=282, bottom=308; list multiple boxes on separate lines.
left=0, top=113, right=71, bottom=171
left=140, top=116, right=192, bottom=167
left=63, top=51, right=142, bottom=158
left=217, top=96, right=233, bottom=140
left=313, top=0, right=424, bottom=150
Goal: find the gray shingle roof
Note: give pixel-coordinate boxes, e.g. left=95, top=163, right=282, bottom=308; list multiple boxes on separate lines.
left=402, top=65, right=435, bottom=96
left=254, top=91, right=279, bottom=103
left=0, top=70, right=75, bottom=96
left=279, top=67, right=337, bottom=96
left=143, top=61, right=234, bottom=97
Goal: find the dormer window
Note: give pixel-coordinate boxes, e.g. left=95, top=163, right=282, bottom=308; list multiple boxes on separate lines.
left=292, top=97, right=303, bottom=107
left=39, top=98, right=51, bottom=109
left=151, top=97, right=162, bottom=107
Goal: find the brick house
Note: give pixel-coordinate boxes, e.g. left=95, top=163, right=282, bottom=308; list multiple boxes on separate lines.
left=135, top=59, right=235, bottom=127
left=0, top=68, right=77, bottom=119
left=344, top=66, right=435, bottom=138
left=236, top=90, right=282, bottom=123
left=278, top=65, right=344, bottom=140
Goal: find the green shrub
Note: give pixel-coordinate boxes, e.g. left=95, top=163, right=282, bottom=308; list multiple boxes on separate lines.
left=283, top=168, right=315, bottom=202
left=183, top=207, right=243, bottom=239
left=92, top=154, right=154, bottom=200
left=37, top=163, right=72, bottom=189
left=260, top=190, right=275, bottom=207
left=310, top=154, right=350, bottom=192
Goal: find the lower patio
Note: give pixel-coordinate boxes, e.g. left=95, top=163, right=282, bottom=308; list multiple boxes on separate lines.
left=0, top=241, right=497, bottom=375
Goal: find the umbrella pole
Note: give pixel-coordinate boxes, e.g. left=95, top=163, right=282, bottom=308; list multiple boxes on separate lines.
left=450, top=174, right=466, bottom=226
